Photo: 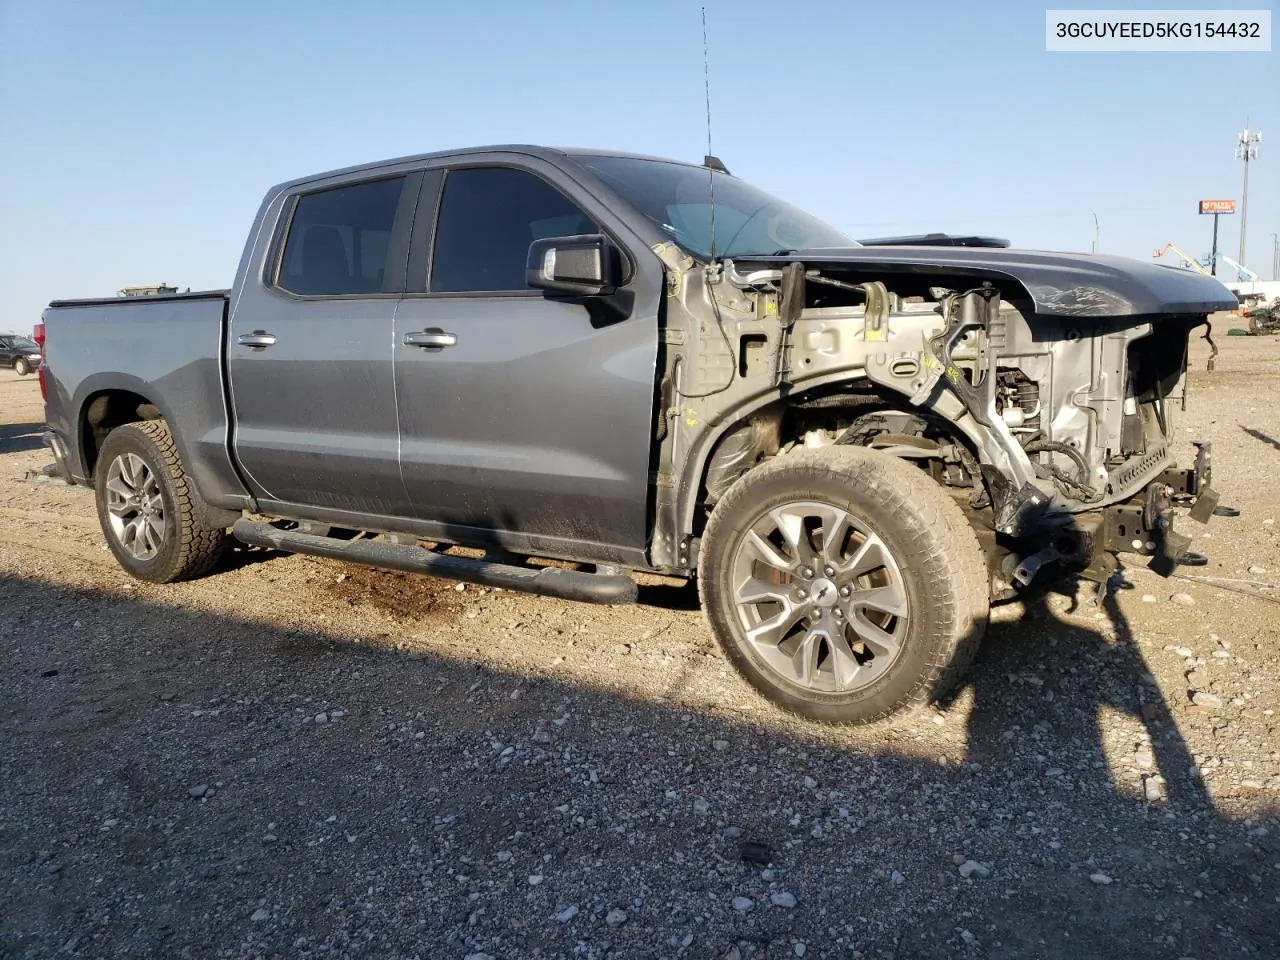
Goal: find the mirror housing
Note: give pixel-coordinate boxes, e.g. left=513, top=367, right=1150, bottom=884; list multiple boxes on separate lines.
left=526, top=234, right=622, bottom=298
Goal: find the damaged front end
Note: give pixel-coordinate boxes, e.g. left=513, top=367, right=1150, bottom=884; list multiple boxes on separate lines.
left=655, top=244, right=1231, bottom=599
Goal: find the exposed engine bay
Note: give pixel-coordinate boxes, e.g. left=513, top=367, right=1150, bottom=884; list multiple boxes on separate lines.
left=650, top=242, right=1221, bottom=595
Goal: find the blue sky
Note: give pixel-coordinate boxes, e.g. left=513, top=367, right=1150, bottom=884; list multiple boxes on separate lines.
left=1, top=0, right=1276, bottom=328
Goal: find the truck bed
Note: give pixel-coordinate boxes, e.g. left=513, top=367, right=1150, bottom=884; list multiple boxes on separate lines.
left=42, top=291, right=248, bottom=511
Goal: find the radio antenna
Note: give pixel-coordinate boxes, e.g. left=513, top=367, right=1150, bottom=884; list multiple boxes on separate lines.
left=702, top=6, right=717, bottom=261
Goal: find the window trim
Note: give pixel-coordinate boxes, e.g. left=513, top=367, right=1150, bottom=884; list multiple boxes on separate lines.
left=406, top=161, right=635, bottom=298
left=266, top=171, right=420, bottom=301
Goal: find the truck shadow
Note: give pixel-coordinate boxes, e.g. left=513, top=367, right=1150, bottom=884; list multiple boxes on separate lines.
left=1241, top=425, right=1280, bottom=453
left=0, top=420, right=46, bottom=454
left=1, top=572, right=1274, bottom=959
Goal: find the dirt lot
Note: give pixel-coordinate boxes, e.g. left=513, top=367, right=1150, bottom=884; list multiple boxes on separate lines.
left=2, top=334, right=1279, bottom=959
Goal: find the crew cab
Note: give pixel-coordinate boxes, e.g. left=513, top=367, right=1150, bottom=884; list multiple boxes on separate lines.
left=40, top=146, right=1236, bottom=723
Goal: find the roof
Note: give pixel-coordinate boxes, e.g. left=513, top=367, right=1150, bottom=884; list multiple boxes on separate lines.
left=271, top=145, right=703, bottom=195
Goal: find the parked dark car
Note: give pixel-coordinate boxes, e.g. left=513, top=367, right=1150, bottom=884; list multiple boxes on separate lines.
left=39, top=145, right=1236, bottom=723
left=1, top=333, right=42, bottom=375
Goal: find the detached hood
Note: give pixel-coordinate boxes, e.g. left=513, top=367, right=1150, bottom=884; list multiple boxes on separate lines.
left=741, top=247, right=1238, bottom=318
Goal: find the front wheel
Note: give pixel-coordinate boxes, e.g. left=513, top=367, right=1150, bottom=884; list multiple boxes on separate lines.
left=698, top=446, right=989, bottom=724
left=13, top=357, right=30, bottom=376
left=94, top=420, right=229, bottom=583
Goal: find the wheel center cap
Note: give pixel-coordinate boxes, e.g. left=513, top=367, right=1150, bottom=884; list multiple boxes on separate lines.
left=810, top=577, right=838, bottom=608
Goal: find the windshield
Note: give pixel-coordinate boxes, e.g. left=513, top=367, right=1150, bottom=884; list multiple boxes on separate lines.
left=576, top=156, right=855, bottom=260
left=8, top=336, right=38, bottom=350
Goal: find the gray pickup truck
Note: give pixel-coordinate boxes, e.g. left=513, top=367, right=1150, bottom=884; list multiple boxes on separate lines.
left=41, top=146, right=1235, bottom=723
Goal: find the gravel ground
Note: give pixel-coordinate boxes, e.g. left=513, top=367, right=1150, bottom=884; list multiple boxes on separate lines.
left=2, top=333, right=1279, bottom=959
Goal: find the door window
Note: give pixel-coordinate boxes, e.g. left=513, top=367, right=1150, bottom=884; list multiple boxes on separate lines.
left=277, top=177, right=405, bottom=296
left=430, top=167, right=596, bottom=293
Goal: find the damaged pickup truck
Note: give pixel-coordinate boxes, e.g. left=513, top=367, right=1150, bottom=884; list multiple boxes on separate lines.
left=40, top=146, right=1237, bottom=723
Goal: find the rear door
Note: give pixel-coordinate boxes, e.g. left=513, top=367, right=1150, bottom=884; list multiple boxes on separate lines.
left=392, top=158, right=662, bottom=564
left=227, top=172, right=419, bottom=517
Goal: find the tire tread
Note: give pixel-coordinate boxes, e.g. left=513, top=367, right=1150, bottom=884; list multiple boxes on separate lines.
left=698, top=446, right=989, bottom=724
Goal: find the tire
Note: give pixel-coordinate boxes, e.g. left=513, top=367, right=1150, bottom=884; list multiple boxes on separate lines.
left=698, top=446, right=989, bottom=724
left=14, top=357, right=30, bottom=376
left=94, top=420, right=229, bottom=583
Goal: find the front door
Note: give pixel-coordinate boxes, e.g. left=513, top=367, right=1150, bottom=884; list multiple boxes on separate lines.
left=393, top=161, right=661, bottom=565
left=227, top=173, right=417, bottom=517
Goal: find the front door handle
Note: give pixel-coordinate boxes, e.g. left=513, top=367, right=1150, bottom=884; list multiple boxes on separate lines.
left=403, top=329, right=457, bottom=350
left=237, top=331, right=278, bottom=348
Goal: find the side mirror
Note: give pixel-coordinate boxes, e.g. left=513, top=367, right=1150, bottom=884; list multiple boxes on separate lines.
left=526, top=234, right=621, bottom=298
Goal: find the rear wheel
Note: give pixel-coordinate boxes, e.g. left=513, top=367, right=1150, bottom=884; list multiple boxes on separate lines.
left=13, top=357, right=30, bottom=376
left=698, top=446, right=989, bottom=724
left=94, top=420, right=229, bottom=583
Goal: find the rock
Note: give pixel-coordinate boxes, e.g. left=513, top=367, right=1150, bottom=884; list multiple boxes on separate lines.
left=1170, top=593, right=1196, bottom=606
left=1163, top=645, right=1193, bottom=657
left=188, top=784, right=209, bottom=798
left=890, top=870, right=904, bottom=885
left=722, top=826, right=744, bottom=840
left=958, top=860, right=990, bottom=879
left=454, top=582, right=466, bottom=591
left=1191, top=691, right=1223, bottom=708
left=1143, top=777, right=1163, bottom=801
left=802, top=775, right=817, bottom=789
left=1089, top=872, right=1114, bottom=885
left=693, top=797, right=709, bottom=814
left=770, top=891, right=798, bottom=908
left=1133, top=750, right=1154, bottom=768
left=961, top=930, right=977, bottom=945
left=1211, top=650, right=1231, bottom=659
left=795, top=944, right=807, bottom=957
left=1141, top=594, right=1157, bottom=603
left=732, top=896, right=755, bottom=912
left=760, top=868, right=776, bottom=881
left=527, top=874, right=544, bottom=886
left=261, top=833, right=278, bottom=844
left=250, top=908, right=270, bottom=922
left=555, top=904, right=578, bottom=923
left=465, top=954, right=496, bottom=960
left=1247, top=565, right=1267, bottom=574
left=712, top=739, right=729, bottom=751
left=605, top=908, right=628, bottom=927
left=314, top=712, right=328, bottom=723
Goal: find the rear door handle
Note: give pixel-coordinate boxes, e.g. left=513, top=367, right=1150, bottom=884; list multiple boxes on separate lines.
left=403, top=329, right=457, bottom=350
left=237, top=331, right=278, bottom=348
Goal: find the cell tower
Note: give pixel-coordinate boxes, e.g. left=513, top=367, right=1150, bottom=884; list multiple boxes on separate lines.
left=1236, top=119, right=1262, bottom=265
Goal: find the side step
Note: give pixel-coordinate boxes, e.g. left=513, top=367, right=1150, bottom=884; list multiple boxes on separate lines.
left=231, top=519, right=638, bottom=605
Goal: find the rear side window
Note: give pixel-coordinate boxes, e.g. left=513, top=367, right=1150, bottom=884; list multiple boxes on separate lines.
left=278, top=177, right=405, bottom=296
left=430, top=167, right=596, bottom=293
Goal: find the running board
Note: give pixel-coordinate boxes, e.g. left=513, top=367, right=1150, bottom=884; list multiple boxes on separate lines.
left=232, top=520, right=638, bottom=605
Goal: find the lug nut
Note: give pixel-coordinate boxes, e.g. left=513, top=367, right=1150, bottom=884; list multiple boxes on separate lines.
left=796, top=588, right=808, bottom=600
left=801, top=567, right=814, bottom=578
left=824, top=565, right=835, bottom=577
left=839, top=585, right=851, bottom=597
